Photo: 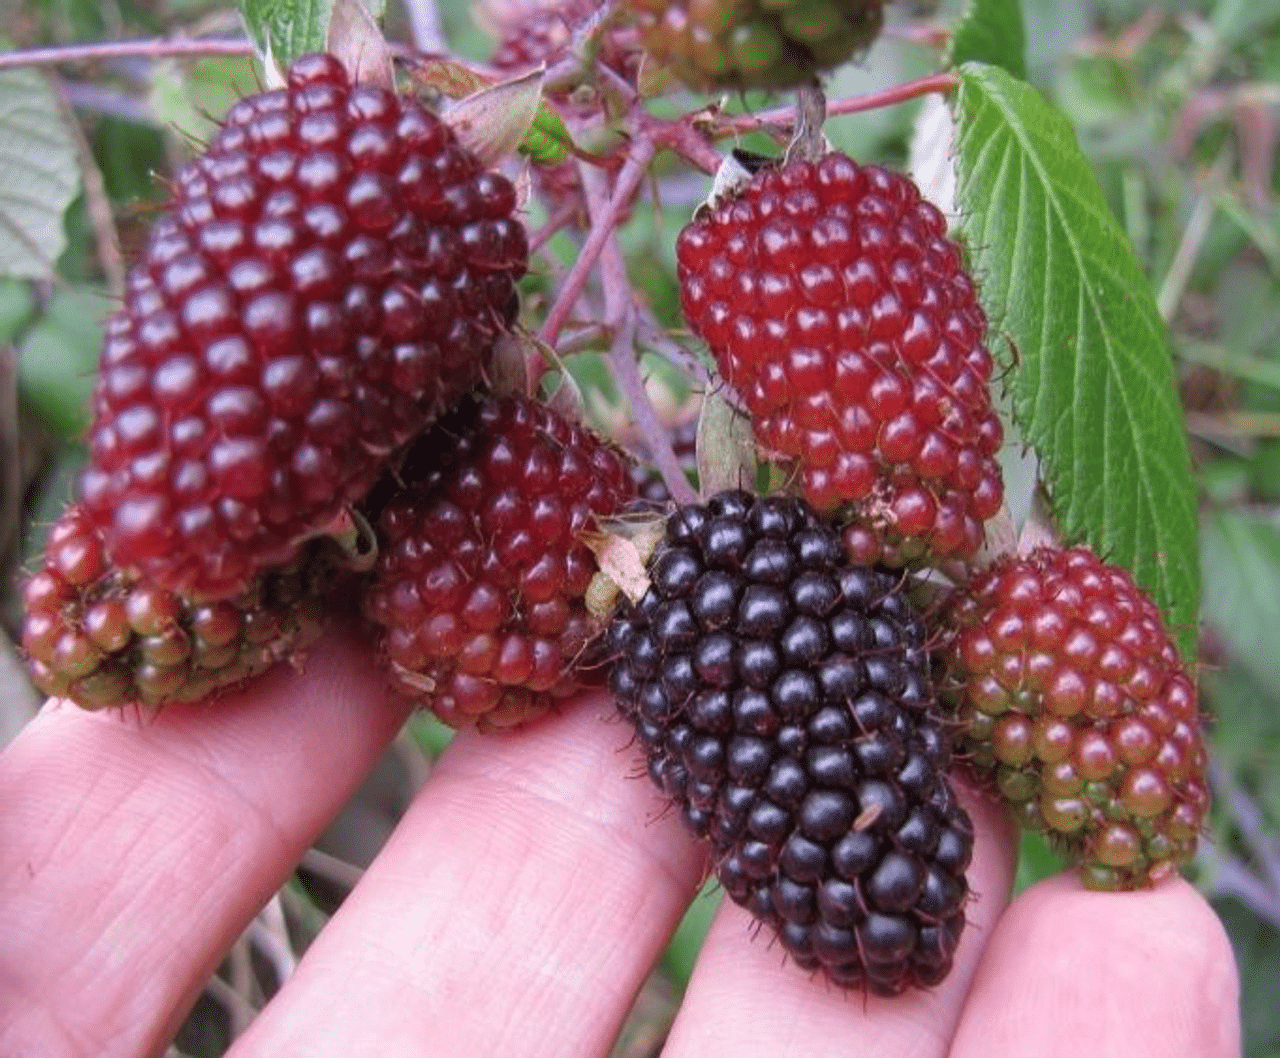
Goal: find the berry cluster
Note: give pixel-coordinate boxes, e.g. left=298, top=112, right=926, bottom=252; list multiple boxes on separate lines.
left=610, top=491, right=973, bottom=994
left=17, top=19, right=1213, bottom=1011
left=81, top=51, right=527, bottom=601
left=677, top=153, right=1004, bottom=565
left=363, top=394, right=637, bottom=730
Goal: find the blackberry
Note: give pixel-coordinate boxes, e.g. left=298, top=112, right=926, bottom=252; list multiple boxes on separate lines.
left=677, top=153, right=1004, bottom=566
left=610, top=490, right=973, bottom=994
left=81, top=52, right=528, bottom=601
left=22, top=503, right=338, bottom=708
left=628, top=0, right=886, bottom=92
left=363, top=393, right=637, bottom=730
left=942, top=546, right=1210, bottom=890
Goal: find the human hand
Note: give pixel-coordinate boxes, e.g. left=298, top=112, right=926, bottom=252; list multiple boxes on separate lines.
left=0, top=629, right=1240, bottom=1058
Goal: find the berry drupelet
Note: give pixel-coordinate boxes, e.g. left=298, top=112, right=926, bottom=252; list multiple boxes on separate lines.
left=363, top=394, right=637, bottom=730
left=22, top=504, right=337, bottom=708
left=610, top=490, right=974, bottom=995
left=677, top=153, right=1004, bottom=566
left=942, top=545, right=1209, bottom=890
left=81, top=52, right=528, bottom=601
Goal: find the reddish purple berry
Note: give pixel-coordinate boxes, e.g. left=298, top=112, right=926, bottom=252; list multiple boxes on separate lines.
left=363, top=394, right=637, bottom=730
left=81, top=53, right=528, bottom=600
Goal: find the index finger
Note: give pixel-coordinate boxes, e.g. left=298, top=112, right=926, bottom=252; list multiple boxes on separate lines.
left=0, top=629, right=411, bottom=1058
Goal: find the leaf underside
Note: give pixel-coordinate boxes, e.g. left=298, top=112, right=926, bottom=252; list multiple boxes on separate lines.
left=0, top=68, right=80, bottom=278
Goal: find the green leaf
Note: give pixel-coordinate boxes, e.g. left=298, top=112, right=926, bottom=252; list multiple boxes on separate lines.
left=1202, top=510, right=1280, bottom=700
left=952, top=63, right=1200, bottom=661
left=949, top=0, right=1027, bottom=80
left=1013, top=829, right=1066, bottom=893
left=0, top=278, right=35, bottom=342
left=663, top=880, right=722, bottom=985
left=1213, top=898, right=1280, bottom=1057
left=18, top=287, right=108, bottom=440
left=522, top=105, right=574, bottom=166
left=240, top=0, right=335, bottom=71
left=0, top=68, right=80, bottom=279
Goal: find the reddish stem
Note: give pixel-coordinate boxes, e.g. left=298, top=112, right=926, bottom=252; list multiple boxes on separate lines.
left=882, top=23, right=952, bottom=51
left=713, top=72, right=960, bottom=140
left=0, top=37, right=254, bottom=70
left=536, top=135, right=656, bottom=348
left=527, top=201, right=580, bottom=254
left=578, top=160, right=698, bottom=505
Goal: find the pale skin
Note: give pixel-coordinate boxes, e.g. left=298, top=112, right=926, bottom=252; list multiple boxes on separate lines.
left=0, top=629, right=1242, bottom=1058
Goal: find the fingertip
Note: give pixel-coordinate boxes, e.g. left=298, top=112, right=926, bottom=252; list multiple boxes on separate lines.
left=952, top=869, right=1241, bottom=1058
left=661, top=773, right=1021, bottom=1058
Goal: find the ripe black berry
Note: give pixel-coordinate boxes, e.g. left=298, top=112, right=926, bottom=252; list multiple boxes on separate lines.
left=610, top=490, right=973, bottom=994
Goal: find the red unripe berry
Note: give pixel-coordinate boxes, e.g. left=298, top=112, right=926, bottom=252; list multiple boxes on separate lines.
left=363, top=394, right=637, bottom=731
left=677, top=153, right=1004, bottom=566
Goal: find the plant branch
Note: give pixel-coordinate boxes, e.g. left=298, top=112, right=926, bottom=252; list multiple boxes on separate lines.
left=1210, top=753, right=1280, bottom=895
left=1157, top=146, right=1231, bottom=321
left=542, top=1, right=624, bottom=97
left=402, top=0, right=448, bottom=53
left=299, top=846, right=365, bottom=891
left=0, top=38, right=254, bottom=71
left=711, top=72, right=960, bottom=140
left=633, top=305, right=713, bottom=393
left=213, top=941, right=259, bottom=1036
left=882, top=21, right=952, bottom=50
left=249, top=893, right=298, bottom=990
left=528, top=200, right=580, bottom=254
left=62, top=80, right=158, bottom=125
left=1197, top=838, right=1280, bottom=930
left=580, top=160, right=697, bottom=504
left=53, top=76, right=126, bottom=298
left=537, top=135, right=655, bottom=347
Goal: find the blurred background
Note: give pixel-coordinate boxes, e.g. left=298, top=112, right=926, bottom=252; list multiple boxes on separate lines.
left=0, top=0, right=1278, bottom=1054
